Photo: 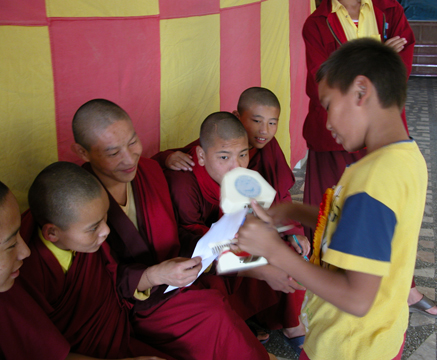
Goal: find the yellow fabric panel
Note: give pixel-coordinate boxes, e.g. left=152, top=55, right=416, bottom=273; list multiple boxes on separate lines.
left=311, top=0, right=316, bottom=13
left=260, top=0, right=291, bottom=164
left=46, top=0, right=159, bottom=18
left=220, top=0, right=261, bottom=9
left=0, top=26, right=58, bottom=212
left=160, top=15, right=220, bottom=150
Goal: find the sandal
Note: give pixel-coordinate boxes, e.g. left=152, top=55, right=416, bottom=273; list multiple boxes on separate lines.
left=282, top=332, right=305, bottom=355
left=409, top=295, right=437, bottom=318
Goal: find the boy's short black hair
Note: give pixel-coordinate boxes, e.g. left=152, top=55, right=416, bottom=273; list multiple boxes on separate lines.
left=237, top=87, right=280, bottom=114
left=72, top=99, right=130, bottom=150
left=0, top=181, right=10, bottom=207
left=316, top=38, right=407, bottom=110
left=199, top=112, right=247, bottom=151
left=28, top=162, right=103, bottom=230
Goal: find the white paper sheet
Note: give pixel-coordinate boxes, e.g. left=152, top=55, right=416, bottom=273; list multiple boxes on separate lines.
left=165, top=208, right=248, bottom=293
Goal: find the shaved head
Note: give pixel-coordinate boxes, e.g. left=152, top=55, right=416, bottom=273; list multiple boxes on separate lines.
left=28, top=162, right=104, bottom=230
left=199, top=112, right=247, bottom=151
left=72, top=99, right=131, bottom=150
left=237, top=87, right=280, bottom=114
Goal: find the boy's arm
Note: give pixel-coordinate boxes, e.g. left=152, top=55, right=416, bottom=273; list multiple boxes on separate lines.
left=267, top=201, right=320, bottom=230
left=237, top=201, right=382, bottom=317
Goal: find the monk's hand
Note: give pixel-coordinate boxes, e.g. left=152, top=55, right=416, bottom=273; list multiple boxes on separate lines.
left=241, top=264, right=305, bottom=293
left=289, top=235, right=311, bottom=257
left=165, top=151, right=195, bottom=171
left=235, top=200, right=287, bottom=259
left=153, top=256, right=202, bottom=287
left=385, top=36, right=407, bottom=53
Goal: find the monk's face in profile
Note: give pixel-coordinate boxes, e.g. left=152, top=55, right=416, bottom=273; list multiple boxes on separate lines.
left=197, top=135, right=249, bottom=184
left=0, top=192, right=30, bottom=292
left=237, top=104, right=279, bottom=150
left=81, top=119, right=143, bottom=187
left=52, top=191, right=110, bottom=253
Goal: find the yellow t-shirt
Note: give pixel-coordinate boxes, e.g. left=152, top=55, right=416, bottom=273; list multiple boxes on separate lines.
left=332, top=0, right=380, bottom=41
left=302, top=141, right=427, bottom=360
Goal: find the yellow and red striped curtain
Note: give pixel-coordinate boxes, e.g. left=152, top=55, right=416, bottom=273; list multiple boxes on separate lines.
left=0, top=0, right=311, bottom=211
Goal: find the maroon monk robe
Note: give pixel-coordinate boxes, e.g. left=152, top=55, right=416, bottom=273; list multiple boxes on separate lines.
left=0, top=284, right=70, bottom=360
left=86, top=158, right=270, bottom=360
left=18, top=211, right=171, bottom=359
left=165, top=149, right=305, bottom=330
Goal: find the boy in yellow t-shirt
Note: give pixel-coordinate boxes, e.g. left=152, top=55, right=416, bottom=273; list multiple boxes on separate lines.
left=235, top=38, right=428, bottom=360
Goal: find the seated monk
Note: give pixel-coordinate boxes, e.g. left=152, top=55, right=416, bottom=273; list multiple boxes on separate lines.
left=0, top=180, right=71, bottom=359
left=71, top=99, right=276, bottom=360
left=162, top=111, right=308, bottom=353
left=17, top=162, right=169, bottom=360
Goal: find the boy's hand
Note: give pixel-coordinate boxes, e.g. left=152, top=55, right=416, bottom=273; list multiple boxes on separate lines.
left=385, top=36, right=407, bottom=53
left=150, top=257, right=202, bottom=287
left=165, top=151, right=195, bottom=171
left=236, top=200, right=288, bottom=259
left=289, top=235, right=311, bottom=257
left=266, top=202, right=294, bottom=227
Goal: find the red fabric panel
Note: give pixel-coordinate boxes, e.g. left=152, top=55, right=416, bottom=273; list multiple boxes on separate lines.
left=220, top=3, right=261, bottom=112
left=288, top=0, right=310, bottom=168
left=50, top=17, right=161, bottom=162
left=0, top=0, right=47, bottom=25
left=159, top=0, right=220, bottom=19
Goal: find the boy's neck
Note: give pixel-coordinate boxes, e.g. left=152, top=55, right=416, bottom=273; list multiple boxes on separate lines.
left=365, top=107, right=409, bottom=154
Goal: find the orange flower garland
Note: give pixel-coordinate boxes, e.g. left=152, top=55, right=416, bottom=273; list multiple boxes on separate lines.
left=310, top=187, right=334, bottom=266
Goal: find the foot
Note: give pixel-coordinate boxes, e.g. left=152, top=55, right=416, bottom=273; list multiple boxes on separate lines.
left=268, top=353, right=278, bottom=360
left=408, top=287, right=437, bottom=316
left=282, top=323, right=305, bottom=339
left=257, top=330, right=270, bottom=343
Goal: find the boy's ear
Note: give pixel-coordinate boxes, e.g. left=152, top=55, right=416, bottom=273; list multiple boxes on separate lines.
left=232, top=110, right=240, bottom=119
left=196, top=145, right=206, bottom=167
left=71, top=143, right=91, bottom=162
left=354, top=75, right=371, bottom=105
left=41, top=223, right=61, bottom=244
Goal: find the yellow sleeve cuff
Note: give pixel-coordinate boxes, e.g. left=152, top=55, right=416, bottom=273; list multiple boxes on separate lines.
left=133, top=288, right=151, bottom=301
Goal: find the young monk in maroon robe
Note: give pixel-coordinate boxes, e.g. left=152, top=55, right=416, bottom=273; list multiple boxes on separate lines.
left=0, top=181, right=71, bottom=360
left=16, top=162, right=169, bottom=360
left=161, top=111, right=308, bottom=353
left=71, top=99, right=275, bottom=360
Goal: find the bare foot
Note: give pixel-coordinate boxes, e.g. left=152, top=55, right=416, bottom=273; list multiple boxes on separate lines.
left=282, top=322, right=306, bottom=339
left=257, top=330, right=269, bottom=342
left=268, top=353, right=278, bottom=360
left=408, top=287, right=437, bottom=315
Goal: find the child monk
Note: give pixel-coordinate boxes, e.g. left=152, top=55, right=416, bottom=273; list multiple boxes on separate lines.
left=17, top=162, right=169, bottom=360
left=71, top=100, right=275, bottom=360
left=163, top=111, right=308, bottom=353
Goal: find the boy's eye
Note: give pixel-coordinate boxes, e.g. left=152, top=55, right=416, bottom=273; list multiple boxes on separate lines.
left=269, top=122, right=277, bottom=126
left=220, top=156, right=229, bottom=160
left=7, top=242, right=17, bottom=250
left=240, top=153, right=248, bottom=158
left=252, top=119, right=260, bottom=123
left=108, top=151, right=119, bottom=157
left=129, top=139, right=137, bottom=146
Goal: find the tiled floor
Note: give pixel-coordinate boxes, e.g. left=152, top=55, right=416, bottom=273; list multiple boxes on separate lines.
left=265, top=76, right=437, bottom=360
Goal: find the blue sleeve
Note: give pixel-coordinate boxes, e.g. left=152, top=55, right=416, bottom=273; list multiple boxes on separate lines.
left=329, top=192, right=397, bottom=262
